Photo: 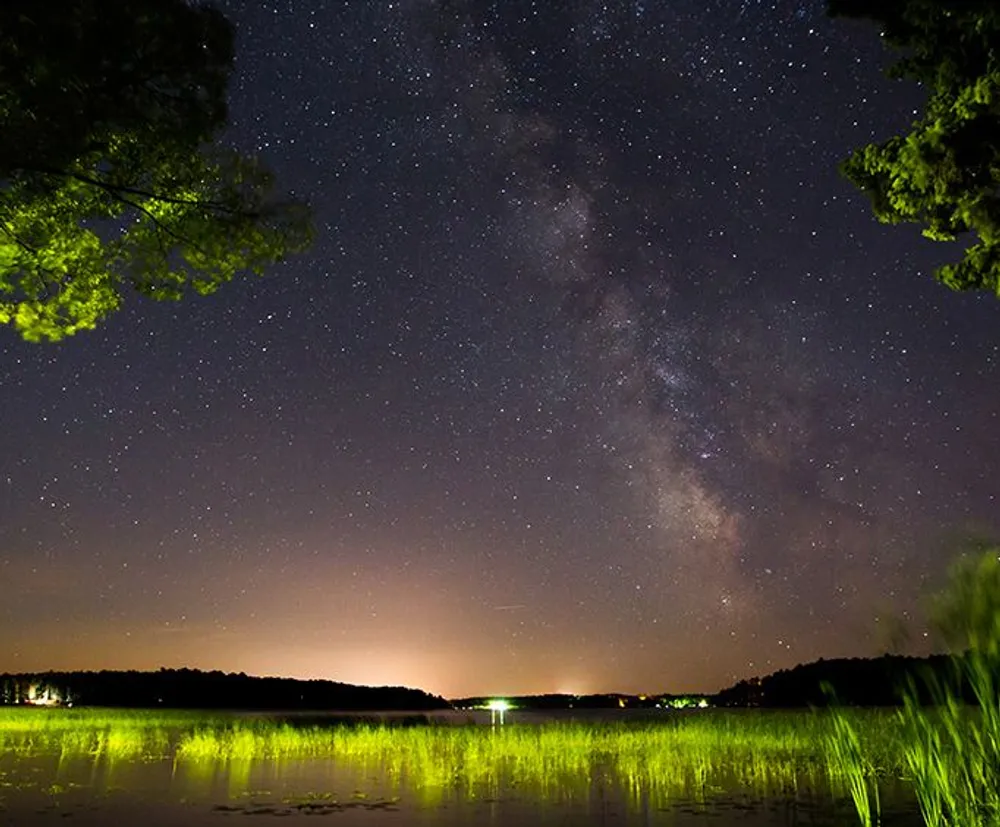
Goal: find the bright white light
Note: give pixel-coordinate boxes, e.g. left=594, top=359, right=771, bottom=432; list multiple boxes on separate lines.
left=486, top=699, right=511, bottom=712
left=485, top=699, right=512, bottom=726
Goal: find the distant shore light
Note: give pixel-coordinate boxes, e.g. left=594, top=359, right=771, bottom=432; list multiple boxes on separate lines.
left=485, top=699, right=511, bottom=725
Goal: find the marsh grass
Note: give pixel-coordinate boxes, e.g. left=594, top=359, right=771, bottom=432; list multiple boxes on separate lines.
left=826, top=661, right=1000, bottom=827
left=824, top=707, right=881, bottom=827
left=0, top=706, right=915, bottom=812
left=894, top=658, right=1000, bottom=827
left=0, top=708, right=229, bottom=761
left=827, top=548, right=1000, bottom=827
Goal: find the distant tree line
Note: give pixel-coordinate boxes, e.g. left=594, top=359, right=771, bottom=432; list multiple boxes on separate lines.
left=712, top=653, right=975, bottom=707
left=453, top=693, right=711, bottom=710
left=454, top=693, right=643, bottom=710
left=454, top=654, right=978, bottom=711
left=0, top=668, right=451, bottom=711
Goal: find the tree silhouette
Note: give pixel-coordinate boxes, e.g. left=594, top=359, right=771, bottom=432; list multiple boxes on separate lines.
left=829, top=1, right=1000, bottom=296
left=0, top=0, right=312, bottom=341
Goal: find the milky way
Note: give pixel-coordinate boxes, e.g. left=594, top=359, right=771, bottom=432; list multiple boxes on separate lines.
left=1, top=0, right=998, bottom=697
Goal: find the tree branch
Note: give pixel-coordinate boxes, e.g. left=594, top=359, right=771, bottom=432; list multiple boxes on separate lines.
left=0, top=218, right=38, bottom=254
left=96, top=185, right=218, bottom=279
left=24, top=165, right=260, bottom=217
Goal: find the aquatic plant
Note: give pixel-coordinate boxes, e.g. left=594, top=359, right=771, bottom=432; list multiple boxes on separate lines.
left=827, top=546, right=1000, bottom=827
left=897, top=549, right=1000, bottom=827
left=824, top=707, right=881, bottom=827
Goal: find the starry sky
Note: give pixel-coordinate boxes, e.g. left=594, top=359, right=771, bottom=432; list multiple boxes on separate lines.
left=2, top=0, right=999, bottom=699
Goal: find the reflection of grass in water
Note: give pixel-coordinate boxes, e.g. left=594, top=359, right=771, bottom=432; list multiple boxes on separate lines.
left=0, top=707, right=922, bottom=812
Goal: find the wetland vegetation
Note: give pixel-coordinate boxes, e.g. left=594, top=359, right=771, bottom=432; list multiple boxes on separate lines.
left=0, top=705, right=954, bottom=823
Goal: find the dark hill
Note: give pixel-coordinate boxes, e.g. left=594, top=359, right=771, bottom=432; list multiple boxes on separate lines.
left=712, top=653, right=967, bottom=707
left=0, top=668, right=452, bottom=710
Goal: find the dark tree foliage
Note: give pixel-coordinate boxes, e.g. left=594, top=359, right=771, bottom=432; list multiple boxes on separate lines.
left=0, top=668, right=451, bottom=711
left=712, top=653, right=974, bottom=707
left=829, top=0, right=1000, bottom=295
left=0, top=0, right=312, bottom=341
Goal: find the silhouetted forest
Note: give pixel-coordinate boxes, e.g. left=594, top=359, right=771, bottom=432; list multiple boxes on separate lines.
left=0, top=668, right=451, bottom=710
left=457, top=654, right=979, bottom=710
left=1, top=654, right=980, bottom=711
left=712, top=653, right=973, bottom=707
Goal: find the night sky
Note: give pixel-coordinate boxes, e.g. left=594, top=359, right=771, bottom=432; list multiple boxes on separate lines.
left=2, top=0, right=999, bottom=698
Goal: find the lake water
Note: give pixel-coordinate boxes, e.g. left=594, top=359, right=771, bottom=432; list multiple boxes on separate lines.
left=0, top=709, right=928, bottom=826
